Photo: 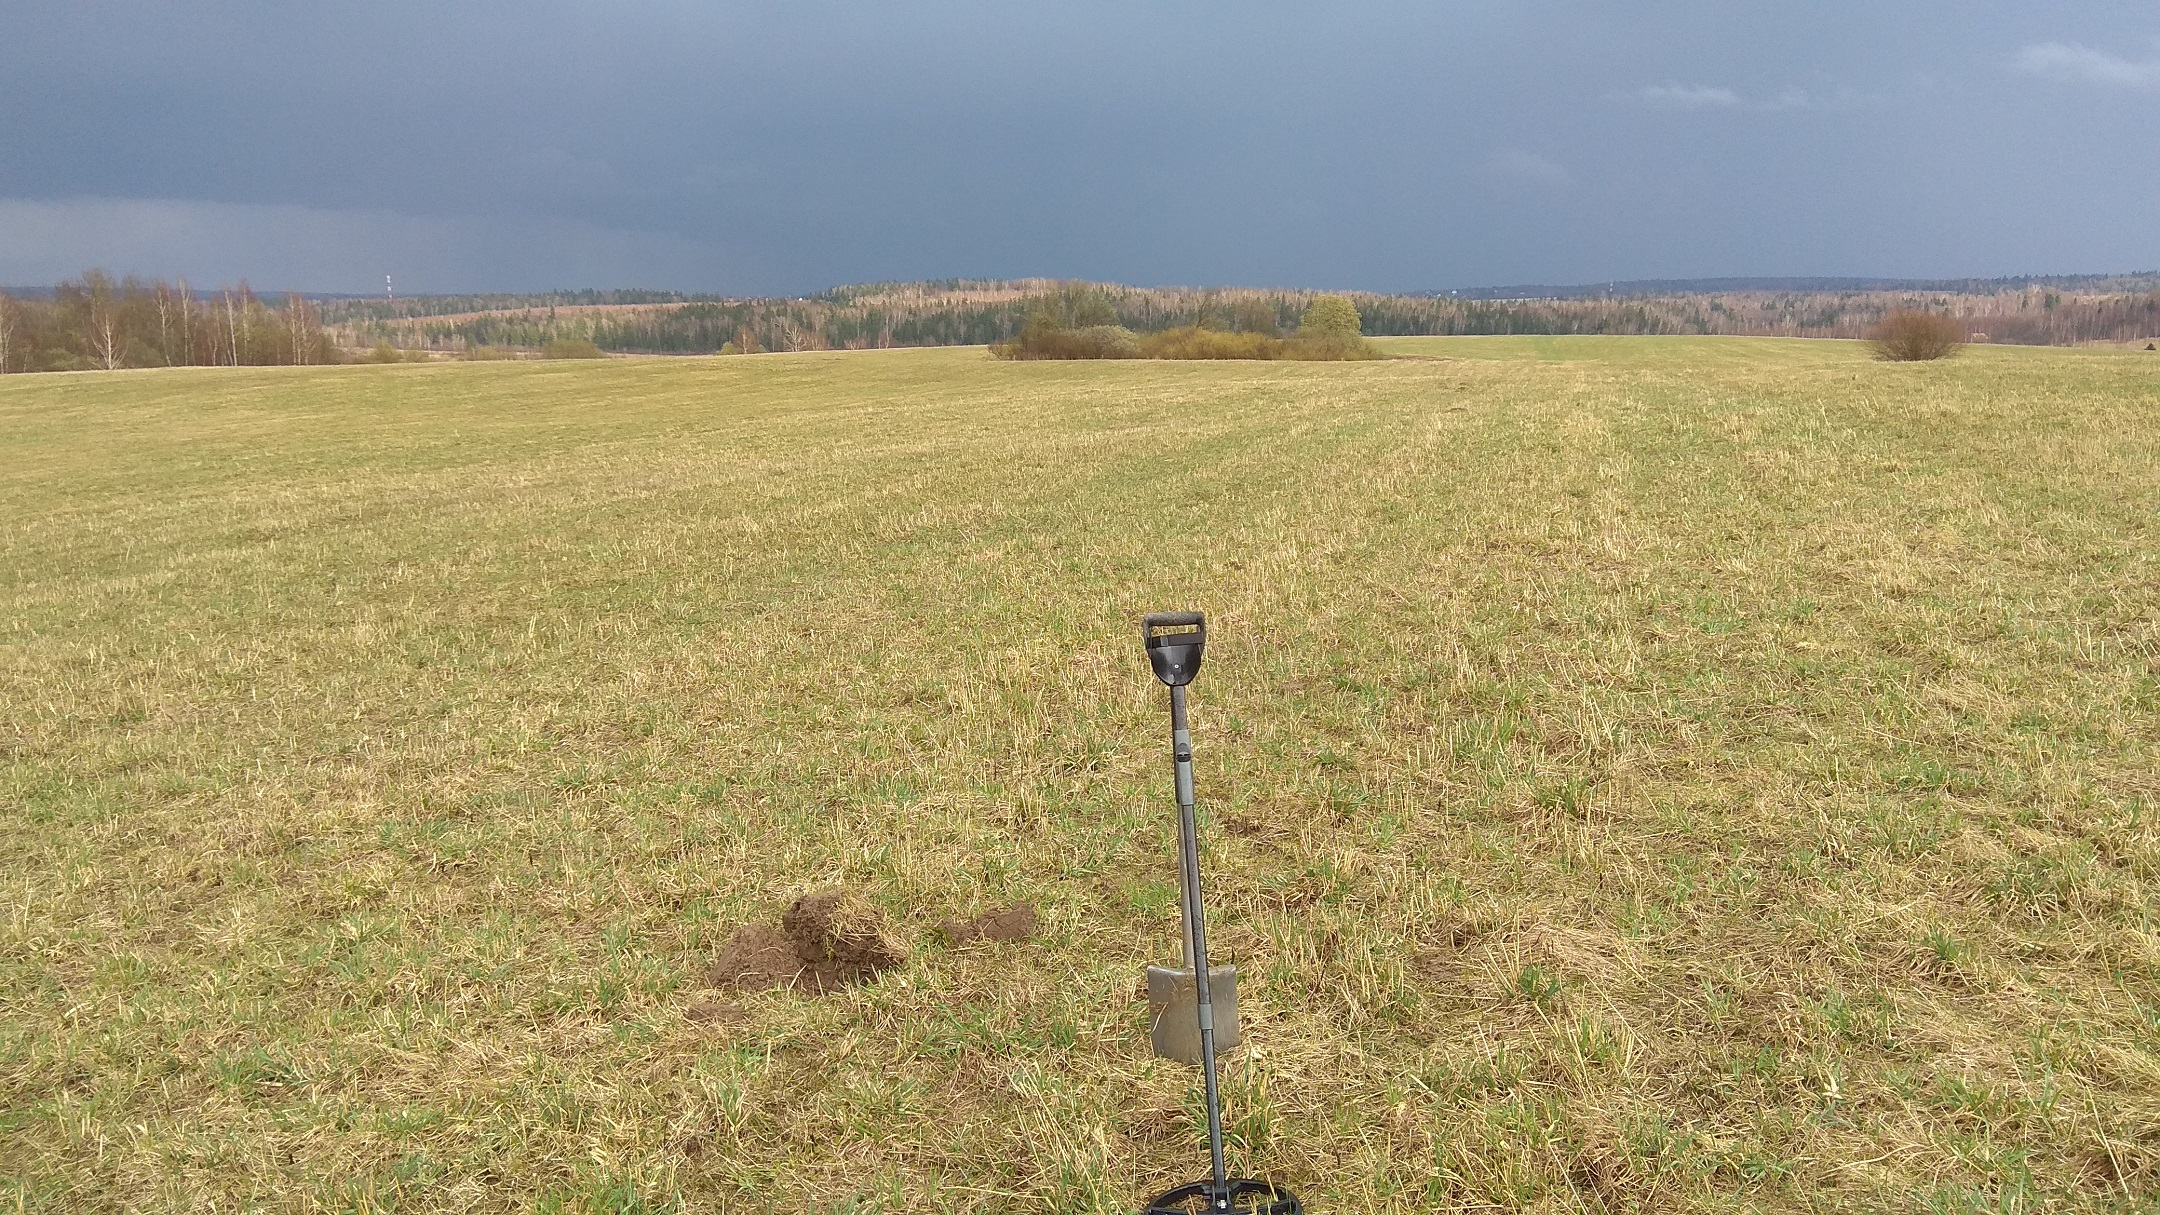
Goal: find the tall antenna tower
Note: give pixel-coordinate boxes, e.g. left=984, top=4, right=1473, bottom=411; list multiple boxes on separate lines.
left=385, top=275, right=394, bottom=302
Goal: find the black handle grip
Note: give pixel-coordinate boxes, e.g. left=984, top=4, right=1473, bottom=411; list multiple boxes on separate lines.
left=1142, top=611, right=1206, bottom=686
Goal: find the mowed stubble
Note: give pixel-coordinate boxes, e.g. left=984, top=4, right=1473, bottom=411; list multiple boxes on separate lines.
left=2, top=337, right=2156, bottom=1212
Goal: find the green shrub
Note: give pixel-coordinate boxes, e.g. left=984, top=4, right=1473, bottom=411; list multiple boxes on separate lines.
left=1281, top=333, right=1385, bottom=361
left=542, top=338, right=606, bottom=360
left=990, top=283, right=1138, bottom=360
left=1281, top=295, right=1383, bottom=359
left=992, top=324, right=1140, bottom=360
left=1140, top=327, right=1283, bottom=360
left=1298, top=295, right=1363, bottom=341
left=993, top=289, right=1383, bottom=362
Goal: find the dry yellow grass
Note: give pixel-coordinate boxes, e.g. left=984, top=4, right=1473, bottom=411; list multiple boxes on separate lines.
left=2, top=337, right=2156, bottom=1212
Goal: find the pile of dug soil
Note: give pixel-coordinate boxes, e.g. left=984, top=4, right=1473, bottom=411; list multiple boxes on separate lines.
left=705, top=890, right=1041, bottom=998
left=707, top=924, right=801, bottom=991
left=781, top=889, right=905, bottom=992
left=708, top=888, right=904, bottom=995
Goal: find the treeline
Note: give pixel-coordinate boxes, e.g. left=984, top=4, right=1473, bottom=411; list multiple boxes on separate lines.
left=365, top=300, right=1024, bottom=354
left=321, top=289, right=712, bottom=324
left=0, top=272, right=335, bottom=373
left=334, top=285, right=1049, bottom=355
left=8, top=273, right=2158, bottom=374
left=1618, top=288, right=2160, bottom=345
left=339, top=280, right=2160, bottom=357
left=1446, top=271, right=2160, bottom=300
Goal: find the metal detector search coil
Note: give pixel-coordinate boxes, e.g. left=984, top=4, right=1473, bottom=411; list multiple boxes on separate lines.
left=1138, top=612, right=1302, bottom=1215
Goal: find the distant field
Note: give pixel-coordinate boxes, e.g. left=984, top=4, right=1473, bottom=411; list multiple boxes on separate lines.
left=3, top=338, right=2156, bottom=1212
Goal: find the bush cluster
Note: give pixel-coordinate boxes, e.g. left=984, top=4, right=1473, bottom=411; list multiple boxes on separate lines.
left=1139, top=327, right=1275, bottom=359
left=992, top=290, right=1382, bottom=362
left=1137, top=326, right=1380, bottom=361
left=1868, top=310, right=1965, bottom=361
left=994, top=324, right=1142, bottom=360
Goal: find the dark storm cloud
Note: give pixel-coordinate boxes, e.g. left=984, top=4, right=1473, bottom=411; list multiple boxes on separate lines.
left=2, top=1, right=2156, bottom=293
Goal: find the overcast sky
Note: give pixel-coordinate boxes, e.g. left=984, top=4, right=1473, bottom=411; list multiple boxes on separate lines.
left=3, top=2, right=2157, bottom=294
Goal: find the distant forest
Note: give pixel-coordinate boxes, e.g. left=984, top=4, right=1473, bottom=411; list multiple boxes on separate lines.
left=323, top=278, right=2160, bottom=356
left=4, top=273, right=2158, bottom=373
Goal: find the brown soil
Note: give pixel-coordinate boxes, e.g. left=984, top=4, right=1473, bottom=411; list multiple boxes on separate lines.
left=782, top=889, right=902, bottom=968
left=706, top=924, right=803, bottom=992
left=936, top=903, right=1039, bottom=946
left=704, top=888, right=903, bottom=996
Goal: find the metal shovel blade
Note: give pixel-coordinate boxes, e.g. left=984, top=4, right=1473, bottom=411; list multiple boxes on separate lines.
left=1147, top=964, right=1239, bottom=1065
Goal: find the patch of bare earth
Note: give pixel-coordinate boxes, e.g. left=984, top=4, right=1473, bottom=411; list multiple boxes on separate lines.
left=707, top=888, right=904, bottom=995
left=935, top=902, right=1039, bottom=946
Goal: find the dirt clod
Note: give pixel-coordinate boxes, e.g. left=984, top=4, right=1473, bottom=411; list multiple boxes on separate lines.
left=780, top=888, right=902, bottom=991
left=707, top=924, right=802, bottom=992
left=706, top=890, right=903, bottom=995
left=936, top=903, right=1038, bottom=946
left=783, top=889, right=902, bottom=964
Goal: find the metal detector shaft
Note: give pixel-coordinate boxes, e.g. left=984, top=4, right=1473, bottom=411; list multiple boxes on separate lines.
left=1168, top=681, right=1229, bottom=1198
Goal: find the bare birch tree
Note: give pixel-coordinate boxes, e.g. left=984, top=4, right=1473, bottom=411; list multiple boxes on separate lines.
left=175, top=278, right=192, bottom=363
left=87, top=273, right=124, bottom=370
left=286, top=293, right=316, bottom=365
left=156, top=283, right=174, bottom=365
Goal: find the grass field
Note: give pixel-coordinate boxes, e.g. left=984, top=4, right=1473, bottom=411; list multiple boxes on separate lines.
left=3, top=337, right=2157, bottom=1213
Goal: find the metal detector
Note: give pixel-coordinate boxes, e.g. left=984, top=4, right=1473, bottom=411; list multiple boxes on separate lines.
left=1140, top=613, right=1302, bottom=1215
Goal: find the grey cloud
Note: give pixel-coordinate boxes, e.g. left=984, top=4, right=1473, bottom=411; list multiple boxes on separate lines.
left=2014, top=41, right=2160, bottom=89
left=1627, top=83, right=1872, bottom=112
left=1633, top=84, right=1743, bottom=109
left=504, top=149, right=627, bottom=203
left=1756, top=86, right=1876, bottom=112
left=0, top=197, right=727, bottom=293
left=2, top=3, right=2157, bottom=292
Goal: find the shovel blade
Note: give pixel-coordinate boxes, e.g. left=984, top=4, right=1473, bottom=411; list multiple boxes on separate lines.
left=1146, top=964, right=1239, bottom=1065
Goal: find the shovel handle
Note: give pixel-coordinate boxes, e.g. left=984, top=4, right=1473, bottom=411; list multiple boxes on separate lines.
left=1142, top=612, right=1207, bottom=688
left=1143, top=610, right=1205, bottom=637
